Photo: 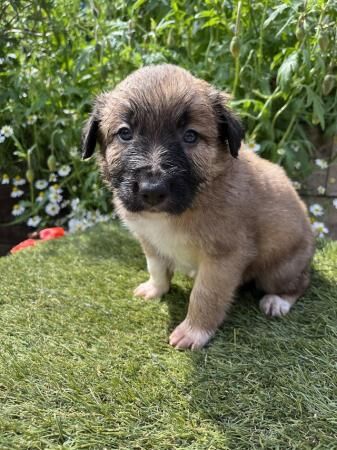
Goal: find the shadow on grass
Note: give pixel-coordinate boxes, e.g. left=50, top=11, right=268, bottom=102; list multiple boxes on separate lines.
left=162, top=257, right=337, bottom=443
left=163, top=279, right=264, bottom=336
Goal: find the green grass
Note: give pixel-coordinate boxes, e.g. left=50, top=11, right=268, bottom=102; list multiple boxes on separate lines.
left=0, top=222, right=336, bottom=450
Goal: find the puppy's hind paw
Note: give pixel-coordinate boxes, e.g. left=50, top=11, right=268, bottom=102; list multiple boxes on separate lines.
left=133, top=280, right=169, bottom=300
left=259, top=294, right=292, bottom=318
left=169, top=319, right=213, bottom=350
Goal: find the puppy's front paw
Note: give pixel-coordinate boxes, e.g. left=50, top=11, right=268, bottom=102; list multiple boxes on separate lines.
left=259, top=294, right=291, bottom=317
left=133, top=280, right=169, bottom=300
left=169, top=319, right=212, bottom=350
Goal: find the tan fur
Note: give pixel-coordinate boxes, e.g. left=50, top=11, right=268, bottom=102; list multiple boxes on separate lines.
left=87, top=65, right=315, bottom=350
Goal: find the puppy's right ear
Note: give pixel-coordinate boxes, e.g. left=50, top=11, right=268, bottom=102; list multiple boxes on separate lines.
left=209, top=90, right=244, bottom=159
left=82, top=114, right=99, bottom=160
left=82, top=93, right=110, bottom=159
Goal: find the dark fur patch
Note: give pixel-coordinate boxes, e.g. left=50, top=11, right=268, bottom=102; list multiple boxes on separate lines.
left=212, top=95, right=244, bottom=158
left=110, top=135, right=202, bottom=214
left=82, top=116, right=99, bottom=159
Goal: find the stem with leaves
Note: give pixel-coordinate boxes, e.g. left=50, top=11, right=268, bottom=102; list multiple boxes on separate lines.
left=231, top=1, right=242, bottom=98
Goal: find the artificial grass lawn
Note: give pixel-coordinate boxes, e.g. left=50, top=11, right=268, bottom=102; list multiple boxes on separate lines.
left=0, top=222, right=336, bottom=450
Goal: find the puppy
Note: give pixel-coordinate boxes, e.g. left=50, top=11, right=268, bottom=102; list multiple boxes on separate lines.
left=82, top=64, right=314, bottom=350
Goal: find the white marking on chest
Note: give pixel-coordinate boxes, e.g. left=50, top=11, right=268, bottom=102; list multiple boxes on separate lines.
left=125, top=214, right=198, bottom=274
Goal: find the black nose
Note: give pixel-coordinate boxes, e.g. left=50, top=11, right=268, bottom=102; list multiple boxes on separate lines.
left=139, top=179, right=168, bottom=207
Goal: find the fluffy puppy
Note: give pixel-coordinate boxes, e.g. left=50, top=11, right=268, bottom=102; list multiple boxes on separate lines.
left=82, top=64, right=314, bottom=350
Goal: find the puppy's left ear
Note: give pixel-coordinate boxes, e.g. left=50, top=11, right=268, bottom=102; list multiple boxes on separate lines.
left=211, top=92, right=245, bottom=158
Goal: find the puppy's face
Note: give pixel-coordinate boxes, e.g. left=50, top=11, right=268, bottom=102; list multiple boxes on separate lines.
left=82, top=65, right=244, bottom=214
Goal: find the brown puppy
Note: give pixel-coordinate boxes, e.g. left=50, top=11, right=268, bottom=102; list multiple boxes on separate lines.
left=82, top=64, right=314, bottom=350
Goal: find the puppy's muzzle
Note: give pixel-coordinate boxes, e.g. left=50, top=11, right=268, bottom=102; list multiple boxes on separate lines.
left=138, top=178, right=169, bottom=207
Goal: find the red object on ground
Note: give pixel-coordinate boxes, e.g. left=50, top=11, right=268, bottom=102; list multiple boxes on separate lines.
left=39, top=227, right=65, bottom=240
left=9, top=227, right=65, bottom=254
left=10, top=238, right=37, bottom=254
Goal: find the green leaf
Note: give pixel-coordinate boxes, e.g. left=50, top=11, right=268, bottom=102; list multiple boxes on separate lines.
left=275, top=15, right=297, bottom=37
left=276, top=52, right=298, bottom=90
left=263, top=4, right=289, bottom=28
left=131, top=0, right=147, bottom=13
left=195, top=10, right=216, bottom=19
left=202, top=17, right=223, bottom=28
left=156, top=18, right=175, bottom=32
left=306, top=87, right=325, bottom=129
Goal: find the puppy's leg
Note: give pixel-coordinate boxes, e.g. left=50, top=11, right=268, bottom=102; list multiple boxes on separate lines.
left=169, top=256, right=242, bottom=350
left=258, top=257, right=311, bottom=318
left=134, top=239, right=172, bottom=300
left=259, top=293, right=299, bottom=317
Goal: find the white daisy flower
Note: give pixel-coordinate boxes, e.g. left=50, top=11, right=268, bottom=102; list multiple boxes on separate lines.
left=294, top=162, right=301, bottom=170
left=49, top=184, right=63, bottom=194
left=312, top=221, right=329, bottom=238
left=36, top=192, right=45, bottom=203
left=27, top=115, right=37, bottom=125
left=315, top=159, right=328, bottom=170
left=85, top=210, right=94, bottom=221
left=1, top=174, right=10, bottom=184
left=12, top=203, right=25, bottom=216
left=13, top=176, right=26, bottom=186
left=309, top=204, right=324, bottom=217
left=96, top=212, right=110, bottom=223
left=57, top=165, right=71, bottom=177
left=68, top=218, right=89, bottom=233
left=0, top=133, right=5, bottom=143
left=94, top=211, right=103, bottom=223
left=48, top=191, right=63, bottom=203
left=27, top=67, right=38, bottom=77
left=333, top=199, right=337, bottom=209
left=292, top=181, right=301, bottom=190
left=1, top=125, right=14, bottom=138
left=87, top=211, right=97, bottom=225
left=317, top=186, right=326, bottom=195
left=69, top=147, right=78, bottom=158
left=277, top=148, right=285, bottom=156
left=35, top=179, right=48, bottom=190
left=49, top=173, right=58, bottom=182
left=27, top=215, right=41, bottom=227
left=45, top=203, right=60, bottom=216
left=11, top=187, right=24, bottom=198
left=71, top=198, right=80, bottom=211
left=247, top=142, right=261, bottom=153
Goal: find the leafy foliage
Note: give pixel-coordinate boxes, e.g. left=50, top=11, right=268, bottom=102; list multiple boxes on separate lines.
left=0, top=0, right=336, bottom=228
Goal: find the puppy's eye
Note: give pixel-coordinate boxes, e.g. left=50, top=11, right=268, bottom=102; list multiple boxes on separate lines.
left=118, top=127, right=133, bottom=141
left=183, top=129, right=198, bottom=144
